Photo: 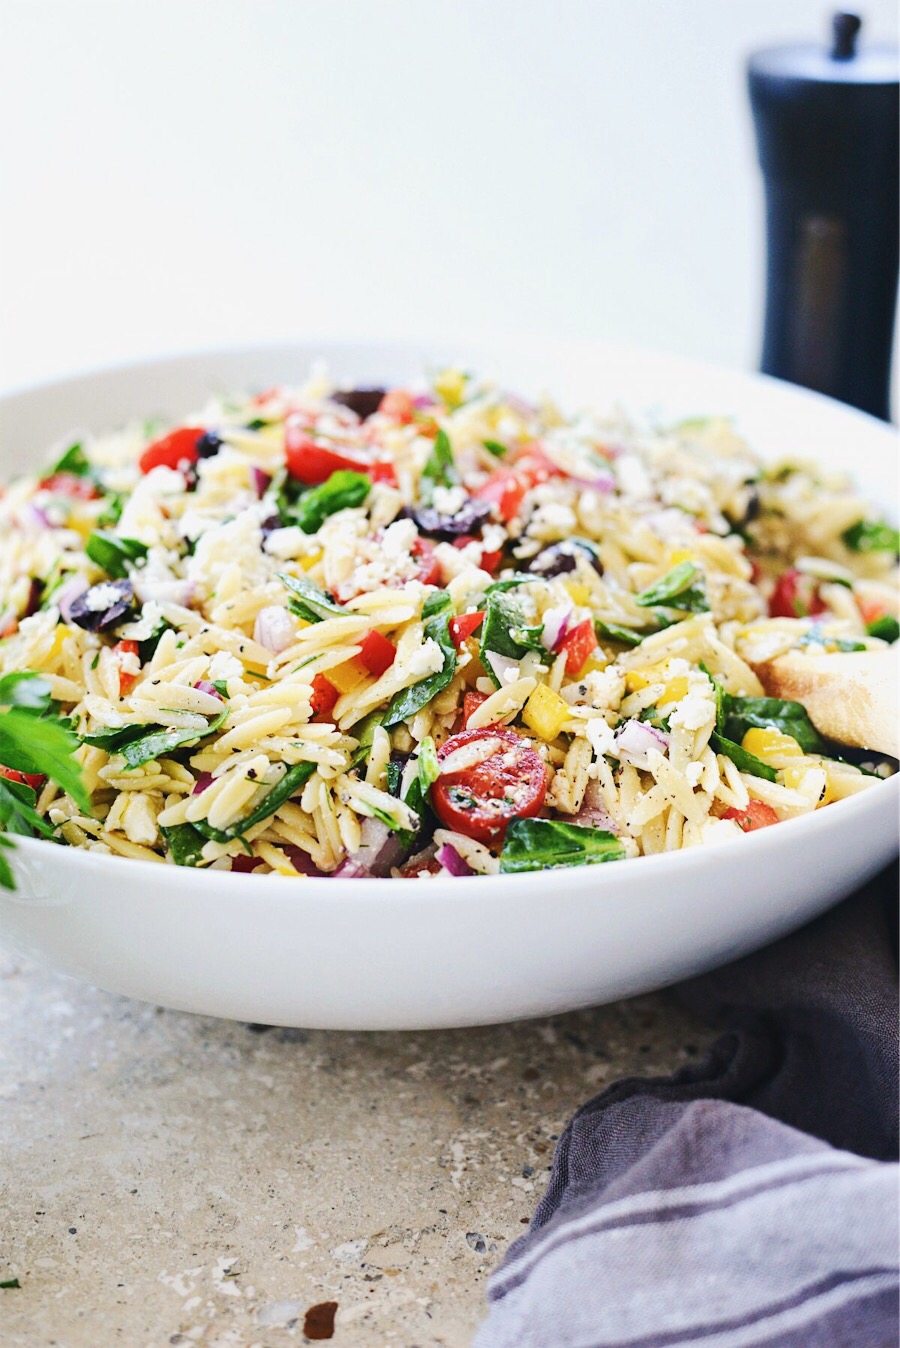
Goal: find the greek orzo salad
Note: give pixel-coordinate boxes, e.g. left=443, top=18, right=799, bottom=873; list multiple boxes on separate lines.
left=0, top=365, right=895, bottom=883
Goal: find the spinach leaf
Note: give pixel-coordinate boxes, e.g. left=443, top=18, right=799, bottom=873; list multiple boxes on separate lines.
left=420, top=428, right=458, bottom=503
left=293, top=471, right=371, bottom=534
left=482, top=438, right=508, bottom=458
left=634, top=561, right=709, bottom=613
left=383, top=607, right=457, bottom=727
left=422, top=589, right=453, bottom=621
left=279, top=573, right=348, bottom=623
left=499, top=819, right=625, bottom=873
left=479, top=591, right=534, bottom=684
left=416, top=736, right=439, bottom=792
left=80, top=723, right=150, bottom=753
left=193, top=760, right=318, bottom=842
left=97, top=491, right=126, bottom=527
left=116, top=708, right=229, bottom=769
left=867, top=615, right=899, bottom=643
left=484, top=574, right=534, bottom=595
left=0, top=777, right=54, bottom=838
left=593, top=618, right=647, bottom=648
left=161, top=822, right=208, bottom=867
left=85, top=531, right=149, bottom=579
left=348, top=710, right=384, bottom=768
left=49, top=442, right=91, bottom=477
left=721, top=695, right=827, bottom=756
left=709, top=731, right=778, bottom=782
left=842, top=519, right=900, bottom=554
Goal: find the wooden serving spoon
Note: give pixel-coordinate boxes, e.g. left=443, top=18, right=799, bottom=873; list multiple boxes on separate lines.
left=750, top=646, right=899, bottom=759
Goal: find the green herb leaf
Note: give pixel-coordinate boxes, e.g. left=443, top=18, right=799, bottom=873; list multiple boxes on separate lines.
left=867, top=615, right=899, bottom=643
left=85, top=531, right=149, bottom=579
left=194, top=761, right=318, bottom=841
left=479, top=591, right=535, bottom=684
left=417, top=736, right=439, bottom=792
left=161, top=822, right=208, bottom=867
left=49, top=443, right=90, bottom=477
left=593, top=619, right=648, bottom=648
left=80, top=724, right=150, bottom=753
left=0, top=672, right=52, bottom=711
left=709, top=731, right=778, bottom=782
left=348, top=710, right=384, bottom=768
left=0, top=841, right=15, bottom=892
left=421, top=589, right=453, bottom=621
left=500, top=819, right=625, bottom=873
left=0, top=1277, right=21, bottom=1289
left=483, top=574, right=534, bottom=595
left=115, top=709, right=228, bottom=769
left=292, top=471, right=371, bottom=534
left=278, top=573, right=348, bottom=623
left=0, top=708, right=91, bottom=812
left=634, top=561, right=710, bottom=613
left=97, top=491, right=126, bottom=527
left=721, top=695, right=827, bottom=756
left=420, top=428, right=458, bottom=503
left=482, top=438, right=508, bottom=458
left=383, top=608, right=457, bottom=727
left=842, top=519, right=900, bottom=554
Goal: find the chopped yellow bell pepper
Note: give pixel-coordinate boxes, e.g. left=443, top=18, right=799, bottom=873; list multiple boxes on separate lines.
left=298, top=550, right=322, bottom=572
left=327, top=658, right=370, bottom=694
left=742, top=727, right=804, bottom=766
left=563, top=580, right=592, bottom=606
left=660, top=676, right=689, bottom=704
left=668, top=548, right=695, bottom=567
left=523, top=684, right=570, bottom=741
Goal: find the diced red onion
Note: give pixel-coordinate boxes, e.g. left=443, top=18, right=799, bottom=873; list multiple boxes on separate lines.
left=253, top=605, right=296, bottom=653
left=230, top=854, right=262, bottom=874
left=25, top=578, right=44, bottom=617
left=569, top=474, right=615, bottom=493
left=572, top=780, right=617, bottom=833
left=541, top=603, right=573, bottom=653
left=283, top=844, right=325, bottom=877
left=192, top=772, right=215, bottom=796
left=57, top=576, right=89, bottom=622
left=348, top=815, right=407, bottom=877
left=486, top=651, right=520, bottom=685
left=413, top=393, right=438, bottom=409
left=615, top=718, right=669, bottom=758
left=250, top=467, right=272, bottom=498
left=20, top=502, right=51, bottom=529
left=333, top=858, right=373, bottom=878
left=192, top=681, right=223, bottom=701
left=505, top=392, right=536, bottom=418
left=436, top=842, right=473, bottom=877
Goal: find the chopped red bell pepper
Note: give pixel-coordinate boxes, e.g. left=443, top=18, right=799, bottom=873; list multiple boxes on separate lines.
left=558, top=618, right=597, bottom=676
left=0, top=765, right=46, bottom=791
left=476, top=468, right=527, bottom=523
left=38, top=472, right=100, bottom=499
left=723, top=802, right=779, bottom=832
left=139, top=427, right=204, bottom=475
left=769, top=568, right=827, bottom=619
left=310, top=673, right=339, bottom=722
left=448, top=611, right=485, bottom=650
left=411, top=536, right=441, bottom=586
left=378, top=389, right=416, bottom=423
left=460, top=690, right=488, bottom=729
left=113, top=639, right=141, bottom=696
left=358, top=630, right=397, bottom=677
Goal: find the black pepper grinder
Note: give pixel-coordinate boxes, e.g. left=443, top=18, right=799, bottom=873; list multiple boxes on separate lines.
left=748, top=13, right=899, bottom=420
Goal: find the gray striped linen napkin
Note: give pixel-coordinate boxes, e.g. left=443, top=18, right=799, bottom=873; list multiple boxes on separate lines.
left=475, top=864, right=899, bottom=1348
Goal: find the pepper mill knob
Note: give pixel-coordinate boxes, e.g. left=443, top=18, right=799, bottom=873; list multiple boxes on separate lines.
left=831, top=12, right=862, bottom=61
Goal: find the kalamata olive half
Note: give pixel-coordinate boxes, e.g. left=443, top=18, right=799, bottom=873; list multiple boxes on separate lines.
left=527, top=540, right=603, bottom=578
left=195, top=431, right=224, bottom=458
left=330, top=387, right=387, bottom=420
left=68, top=579, right=135, bottom=632
left=406, top=499, right=493, bottom=540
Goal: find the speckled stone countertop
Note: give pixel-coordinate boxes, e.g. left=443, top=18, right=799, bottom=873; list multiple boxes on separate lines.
left=1, top=947, right=709, bottom=1348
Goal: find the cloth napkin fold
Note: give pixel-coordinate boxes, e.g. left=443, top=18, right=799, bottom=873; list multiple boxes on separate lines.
left=475, top=863, right=899, bottom=1348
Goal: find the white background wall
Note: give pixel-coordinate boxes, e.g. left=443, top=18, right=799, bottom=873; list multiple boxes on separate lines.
left=1, top=0, right=897, bottom=391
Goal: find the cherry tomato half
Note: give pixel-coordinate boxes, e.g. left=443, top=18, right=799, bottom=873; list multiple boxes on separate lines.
left=769, top=568, right=827, bottom=619
left=558, top=618, right=597, bottom=676
left=430, top=726, right=547, bottom=845
left=448, top=611, right=485, bottom=650
left=139, top=427, right=205, bottom=475
left=358, top=630, right=397, bottom=677
left=38, top=472, right=100, bottom=499
left=310, top=674, right=339, bottom=722
left=723, top=802, right=779, bottom=832
left=411, top=536, right=441, bottom=586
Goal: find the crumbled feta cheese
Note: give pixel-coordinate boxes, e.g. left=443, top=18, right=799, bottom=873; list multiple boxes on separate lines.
left=406, top=638, right=444, bottom=681
left=669, top=689, right=715, bottom=733
left=117, top=599, right=164, bottom=641
left=586, top=717, right=617, bottom=758
left=381, top=518, right=417, bottom=558
left=615, top=455, right=652, bottom=499
left=86, top=582, right=125, bottom=611
left=264, top=526, right=307, bottom=559
left=208, top=650, right=244, bottom=681
left=432, top=485, right=467, bottom=516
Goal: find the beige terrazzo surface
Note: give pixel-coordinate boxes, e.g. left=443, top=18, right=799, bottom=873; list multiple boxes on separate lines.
left=0, top=946, right=709, bottom=1348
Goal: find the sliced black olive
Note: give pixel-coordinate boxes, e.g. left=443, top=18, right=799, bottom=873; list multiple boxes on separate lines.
left=405, top=499, right=493, bottom=540
left=330, top=387, right=387, bottom=420
left=527, top=540, right=603, bottom=579
left=196, top=431, right=224, bottom=458
left=68, top=579, right=135, bottom=632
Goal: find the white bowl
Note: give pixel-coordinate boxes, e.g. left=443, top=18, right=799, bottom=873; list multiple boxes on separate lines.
left=0, top=339, right=896, bottom=1029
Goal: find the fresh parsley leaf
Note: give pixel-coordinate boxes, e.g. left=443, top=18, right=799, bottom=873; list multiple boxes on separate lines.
left=161, top=822, right=208, bottom=867
left=634, top=561, right=710, bottom=613
left=292, top=471, right=371, bottom=534
left=867, top=615, right=899, bottom=643
left=842, top=519, right=900, bottom=554
left=193, top=761, right=318, bottom=841
left=383, top=608, right=457, bottom=727
left=721, top=694, right=827, bottom=756
left=0, top=709, right=91, bottom=812
left=0, top=672, right=52, bottom=712
left=420, top=428, right=458, bottom=504
left=85, top=531, right=149, bottom=579
left=482, top=439, right=508, bottom=458
left=500, top=819, right=625, bottom=873
left=709, top=732, right=778, bottom=782
left=49, top=442, right=90, bottom=477
left=278, top=573, right=348, bottom=623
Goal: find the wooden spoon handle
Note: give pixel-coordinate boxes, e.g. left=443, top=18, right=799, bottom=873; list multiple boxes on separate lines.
left=750, top=647, right=899, bottom=759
